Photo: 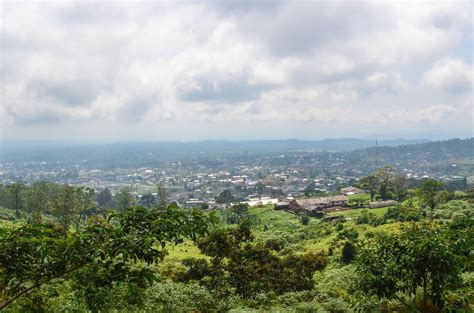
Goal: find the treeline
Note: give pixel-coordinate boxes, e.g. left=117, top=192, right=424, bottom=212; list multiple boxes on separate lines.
left=0, top=182, right=168, bottom=228
left=353, top=165, right=469, bottom=203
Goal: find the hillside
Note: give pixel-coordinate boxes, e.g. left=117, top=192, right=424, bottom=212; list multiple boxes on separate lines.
left=347, top=138, right=474, bottom=176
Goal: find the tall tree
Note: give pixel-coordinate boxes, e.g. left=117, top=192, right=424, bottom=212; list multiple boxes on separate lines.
left=416, top=178, right=444, bottom=210
left=27, top=181, right=57, bottom=222
left=140, top=193, right=156, bottom=208
left=392, top=175, right=408, bottom=201
left=51, top=184, right=79, bottom=230
left=216, top=189, right=234, bottom=204
left=156, top=183, right=168, bottom=207
left=75, top=186, right=95, bottom=230
left=255, top=182, right=265, bottom=200
left=96, top=187, right=114, bottom=208
left=359, top=175, right=378, bottom=201
left=304, top=181, right=316, bottom=198
left=0, top=184, right=7, bottom=208
left=5, top=182, right=26, bottom=217
left=375, top=165, right=394, bottom=200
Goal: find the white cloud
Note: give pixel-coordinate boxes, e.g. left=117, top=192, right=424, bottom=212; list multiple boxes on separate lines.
left=0, top=0, right=472, bottom=140
left=423, top=57, right=472, bottom=92
left=366, top=72, right=405, bottom=93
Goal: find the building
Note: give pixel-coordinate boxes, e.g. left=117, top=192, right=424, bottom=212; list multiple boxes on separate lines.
left=368, top=200, right=398, bottom=208
left=274, top=195, right=348, bottom=217
left=340, top=186, right=365, bottom=195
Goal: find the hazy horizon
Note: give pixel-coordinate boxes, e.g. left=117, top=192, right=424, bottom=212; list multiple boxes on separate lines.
left=1, top=137, right=471, bottom=148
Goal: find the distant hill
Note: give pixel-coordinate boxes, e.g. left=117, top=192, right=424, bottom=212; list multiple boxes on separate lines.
left=1, top=138, right=471, bottom=176
left=0, top=138, right=429, bottom=163
left=347, top=138, right=473, bottom=177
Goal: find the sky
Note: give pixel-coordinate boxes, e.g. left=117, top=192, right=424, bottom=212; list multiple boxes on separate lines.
left=0, top=0, right=472, bottom=142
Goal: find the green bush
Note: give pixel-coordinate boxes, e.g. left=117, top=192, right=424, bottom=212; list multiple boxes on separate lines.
left=144, top=280, right=229, bottom=312
left=0, top=207, right=18, bottom=221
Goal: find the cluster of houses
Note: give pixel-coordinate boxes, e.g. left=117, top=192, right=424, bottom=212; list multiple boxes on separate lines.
left=274, top=186, right=398, bottom=219
left=275, top=195, right=350, bottom=218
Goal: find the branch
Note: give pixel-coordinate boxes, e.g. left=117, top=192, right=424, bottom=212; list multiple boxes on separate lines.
left=0, top=262, right=89, bottom=310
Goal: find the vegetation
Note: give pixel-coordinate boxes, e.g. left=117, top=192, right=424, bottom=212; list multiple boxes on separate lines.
left=0, top=177, right=472, bottom=312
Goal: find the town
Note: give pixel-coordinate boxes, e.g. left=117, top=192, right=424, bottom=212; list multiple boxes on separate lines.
left=0, top=139, right=470, bottom=210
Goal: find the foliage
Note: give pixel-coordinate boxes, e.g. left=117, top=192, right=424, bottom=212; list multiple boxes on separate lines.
left=0, top=180, right=472, bottom=311
left=416, top=178, right=445, bottom=210
left=355, top=209, right=381, bottom=226
left=219, top=203, right=256, bottom=225
left=178, top=221, right=328, bottom=299
left=340, top=242, right=356, bottom=265
left=115, top=187, right=136, bottom=212
left=376, top=165, right=394, bottom=200
left=0, top=206, right=213, bottom=310
left=432, top=200, right=473, bottom=220
left=143, top=280, right=234, bottom=312
left=216, top=189, right=234, bottom=204
left=300, top=214, right=310, bottom=225
left=0, top=208, right=17, bottom=221
left=358, top=175, right=377, bottom=201
left=355, top=219, right=472, bottom=310
left=95, top=187, right=114, bottom=209
left=383, top=198, right=424, bottom=222
left=347, top=193, right=370, bottom=207
left=393, top=174, right=408, bottom=201
left=156, top=183, right=168, bottom=207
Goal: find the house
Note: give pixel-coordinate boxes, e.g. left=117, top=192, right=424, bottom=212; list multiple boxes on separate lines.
left=340, top=186, right=365, bottom=196
left=296, top=195, right=348, bottom=210
left=274, top=195, right=348, bottom=218
left=369, top=200, right=398, bottom=208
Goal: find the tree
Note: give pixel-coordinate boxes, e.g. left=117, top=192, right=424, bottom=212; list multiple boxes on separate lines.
left=75, top=186, right=96, bottom=230
left=304, top=181, right=316, bottom=198
left=255, top=182, right=265, bottom=200
left=115, top=187, right=136, bottom=211
left=356, top=220, right=471, bottom=309
left=96, top=188, right=114, bottom=208
left=27, top=181, right=57, bottom=222
left=383, top=198, right=423, bottom=222
left=340, top=241, right=356, bottom=264
left=156, top=183, right=168, bottom=207
left=5, top=181, right=26, bottom=217
left=0, top=206, right=213, bottom=310
left=140, top=193, right=156, bottom=208
left=433, top=190, right=452, bottom=208
left=179, top=221, right=328, bottom=299
left=50, top=184, right=79, bottom=230
left=393, top=175, right=408, bottom=201
left=375, top=165, right=394, bottom=200
left=416, top=178, right=444, bottom=210
left=215, top=189, right=234, bottom=204
left=359, top=175, right=377, bottom=201
left=270, top=188, right=284, bottom=198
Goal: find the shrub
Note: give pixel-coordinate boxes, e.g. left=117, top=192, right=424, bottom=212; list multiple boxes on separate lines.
left=0, top=207, right=19, bottom=221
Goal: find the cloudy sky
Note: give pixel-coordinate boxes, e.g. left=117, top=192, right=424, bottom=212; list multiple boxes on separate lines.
left=0, top=0, right=472, bottom=142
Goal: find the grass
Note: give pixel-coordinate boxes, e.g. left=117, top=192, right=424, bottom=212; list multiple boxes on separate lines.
left=326, top=206, right=389, bottom=218
left=166, top=239, right=206, bottom=260
left=249, top=205, right=307, bottom=231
